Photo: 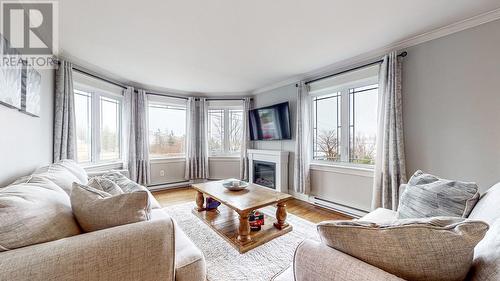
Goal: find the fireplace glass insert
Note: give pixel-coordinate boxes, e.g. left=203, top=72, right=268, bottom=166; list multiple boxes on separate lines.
left=253, top=160, right=276, bottom=189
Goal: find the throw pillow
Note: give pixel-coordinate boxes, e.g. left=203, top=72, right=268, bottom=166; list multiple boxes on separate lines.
left=87, top=177, right=123, bottom=195
left=317, top=217, right=489, bottom=281
left=0, top=177, right=81, bottom=251
left=102, top=171, right=161, bottom=209
left=33, top=163, right=82, bottom=194
left=397, top=170, right=480, bottom=219
left=56, top=159, right=89, bottom=184
left=71, top=183, right=151, bottom=232
left=469, top=219, right=500, bottom=281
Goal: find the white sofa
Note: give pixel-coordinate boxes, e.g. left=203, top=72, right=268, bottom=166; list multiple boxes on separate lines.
left=273, top=182, right=500, bottom=281
left=0, top=161, right=206, bottom=281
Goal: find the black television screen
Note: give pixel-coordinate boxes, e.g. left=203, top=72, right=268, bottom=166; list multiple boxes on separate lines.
left=249, top=102, right=291, bottom=140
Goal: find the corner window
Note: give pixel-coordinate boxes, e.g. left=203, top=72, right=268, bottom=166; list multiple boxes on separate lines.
left=310, top=64, right=379, bottom=166
left=147, top=97, right=187, bottom=158
left=208, top=101, right=243, bottom=156
left=74, top=89, right=122, bottom=164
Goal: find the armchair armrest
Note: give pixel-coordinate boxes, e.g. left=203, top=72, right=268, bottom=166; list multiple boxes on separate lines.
left=0, top=218, right=175, bottom=281
left=293, top=239, right=405, bottom=281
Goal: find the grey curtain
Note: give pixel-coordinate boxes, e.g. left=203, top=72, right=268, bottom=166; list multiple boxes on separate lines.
left=293, top=82, right=312, bottom=194
left=372, top=52, right=407, bottom=210
left=185, top=97, right=209, bottom=179
left=239, top=97, right=251, bottom=180
left=126, top=88, right=151, bottom=185
left=54, top=61, right=76, bottom=161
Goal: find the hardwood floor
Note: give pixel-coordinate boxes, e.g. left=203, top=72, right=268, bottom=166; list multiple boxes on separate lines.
left=153, top=187, right=351, bottom=224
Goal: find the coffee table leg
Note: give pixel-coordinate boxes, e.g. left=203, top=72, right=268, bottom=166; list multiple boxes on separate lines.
left=274, top=202, right=289, bottom=230
left=195, top=191, right=204, bottom=212
left=237, top=212, right=251, bottom=243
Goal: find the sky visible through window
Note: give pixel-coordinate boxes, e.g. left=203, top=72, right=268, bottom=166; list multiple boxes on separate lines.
left=148, top=103, right=186, bottom=158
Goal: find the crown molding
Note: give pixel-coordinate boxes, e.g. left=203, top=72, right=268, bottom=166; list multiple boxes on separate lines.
left=251, top=8, right=500, bottom=95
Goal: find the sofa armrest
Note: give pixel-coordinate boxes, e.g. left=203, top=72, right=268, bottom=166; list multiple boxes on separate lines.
left=294, top=239, right=405, bottom=281
left=0, top=218, right=175, bottom=281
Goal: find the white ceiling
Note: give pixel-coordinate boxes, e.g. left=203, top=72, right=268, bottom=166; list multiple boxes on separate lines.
left=59, top=0, right=500, bottom=95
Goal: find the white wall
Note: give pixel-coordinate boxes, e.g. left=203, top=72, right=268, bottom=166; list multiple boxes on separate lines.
left=403, top=19, right=500, bottom=193
left=149, top=158, right=240, bottom=186
left=208, top=158, right=240, bottom=180
left=0, top=69, right=55, bottom=186
left=149, top=159, right=187, bottom=185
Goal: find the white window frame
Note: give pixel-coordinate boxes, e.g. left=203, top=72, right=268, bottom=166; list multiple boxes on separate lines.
left=207, top=101, right=243, bottom=157
left=74, top=84, right=123, bottom=167
left=310, top=73, right=378, bottom=169
left=147, top=95, right=188, bottom=160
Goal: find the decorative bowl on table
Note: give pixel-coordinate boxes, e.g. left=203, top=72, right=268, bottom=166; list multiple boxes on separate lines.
left=222, top=180, right=249, bottom=191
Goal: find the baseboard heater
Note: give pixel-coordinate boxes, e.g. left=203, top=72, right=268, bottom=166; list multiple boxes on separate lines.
left=147, top=180, right=192, bottom=191
left=312, top=197, right=369, bottom=218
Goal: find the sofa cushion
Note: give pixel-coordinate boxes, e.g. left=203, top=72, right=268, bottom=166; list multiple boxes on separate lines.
left=102, top=171, right=162, bottom=209
left=0, top=177, right=81, bottom=251
left=87, top=177, right=123, bottom=195
left=151, top=209, right=206, bottom=281
left=56, top=159, right=89, bottom=184
left=317, top=217, right=488, bottom=281
left=469, top=219, right=500, bottom=281
left=469, top=182, right=500, bottom=225
left=360, top=208, right=397, bottom=224
left=397, top=170, right=480, bottom=219
left=33, top=163, right=83, bottom=194
left=71, top=183, right=151, bottom=232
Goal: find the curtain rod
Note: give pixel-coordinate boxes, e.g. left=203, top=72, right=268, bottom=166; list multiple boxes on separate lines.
left=201, top=98, right=250, bottom=101
left=145, top=94, right=251, bottom=101
left=63, top=61, right=252, bottom=100
left=72, top=66, right=128, bottom=89
left=301, top=51, right=407, bottom=86
left=144, top=92, right=189, bottom=100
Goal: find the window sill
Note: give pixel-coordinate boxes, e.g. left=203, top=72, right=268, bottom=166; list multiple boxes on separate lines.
left=150, top=157, right=185, bottom=164
left=309, top=162, right=374, bottom=178
left=209, top=156, right=240, bottom=162
left=83, top=161, right=124, bottom=172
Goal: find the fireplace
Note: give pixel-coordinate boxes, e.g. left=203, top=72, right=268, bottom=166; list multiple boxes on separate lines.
left=253, top=160, right=276, bottom=189
left=248, top=149, right=289, bottom=192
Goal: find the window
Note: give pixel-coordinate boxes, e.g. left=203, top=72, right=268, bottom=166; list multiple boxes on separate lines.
left=349, top=85, right=378, bottom=164
left=74, top=90, right=92, bottom=163
left=208, top=101, right=243, bottom=156
left=74, top=89, right=122, bottom=164
left=100, top=96, right=121, bottom=161
left=310, top=64, right=379, bottom=166
left=147, top=97, right=186, bottom=158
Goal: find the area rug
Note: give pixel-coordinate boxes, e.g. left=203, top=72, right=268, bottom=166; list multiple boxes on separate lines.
left=163, top=202, right=320, bottom=281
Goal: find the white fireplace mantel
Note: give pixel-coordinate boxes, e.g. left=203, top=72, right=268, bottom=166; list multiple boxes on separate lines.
left=247, top=149, right=289, bottom=193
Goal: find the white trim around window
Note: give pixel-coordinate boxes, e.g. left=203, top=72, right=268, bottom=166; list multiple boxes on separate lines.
left=309, top=63, right=379, bottom=170
left=309, top=162, right=374, bottom=177
left=74, top=86, right=123, bottom=167
left=207, top=101, right=244, bottom=157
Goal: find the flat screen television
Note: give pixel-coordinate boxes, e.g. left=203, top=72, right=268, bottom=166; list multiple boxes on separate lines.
left=249, top=102, right=291, bottom=140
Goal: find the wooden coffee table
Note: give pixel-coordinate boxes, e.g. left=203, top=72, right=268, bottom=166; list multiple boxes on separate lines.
left=191, top=180, right=293, bottom=253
